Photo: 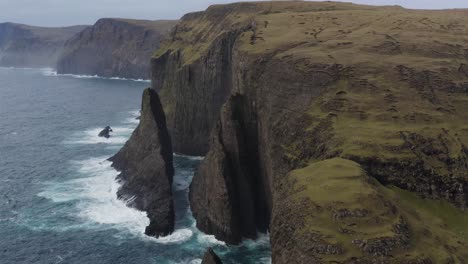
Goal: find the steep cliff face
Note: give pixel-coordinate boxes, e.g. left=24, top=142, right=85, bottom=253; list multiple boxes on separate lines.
left=110, top=88, right=174, bottom=237
left=151, top=1, right=468, bottom=262
left=0, top=22, right=86, bottom=67
left=57, top=18, right=177, bottom=79
left=190, top=95, right=269, bottom=244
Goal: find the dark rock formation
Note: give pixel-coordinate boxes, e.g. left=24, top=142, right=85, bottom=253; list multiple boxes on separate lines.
left=98, top=126, right=112, bottom=138
left=57, top=18, right=177, bottom=79
left=109, top=88, right=174, bottom=237
left=189, top=95, right=269, bottom=244
left=201, top=248, right=223, bottom=264
left=151, top=28, right=245, bottom=155
left=150, top=1, right=468, bottom=262
left=0, top=22, right=86, bottom=67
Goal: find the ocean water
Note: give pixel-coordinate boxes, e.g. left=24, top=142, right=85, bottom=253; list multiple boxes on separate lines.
left=0, top=68, right=271, bottom=264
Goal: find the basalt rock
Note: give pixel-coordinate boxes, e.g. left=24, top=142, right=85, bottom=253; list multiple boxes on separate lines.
left=109, top=88, right=174, bottom=237
left=98, top=126, right=113, bottom=138
left=189, top=95, right=269, bottom=244
left=201, top=248, right=223, bottom=264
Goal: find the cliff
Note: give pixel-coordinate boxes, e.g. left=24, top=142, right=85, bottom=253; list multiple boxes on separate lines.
left=151, top=1, right=468, bottom=262
left=57, top=18, right=177, bottom=79
left=109, top=88, right=174, bottom=237
left=0, top=22, right=86, bottom=67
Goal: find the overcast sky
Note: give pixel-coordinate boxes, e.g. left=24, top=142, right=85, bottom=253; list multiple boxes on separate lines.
left=1, top=0, right=467, bottom=27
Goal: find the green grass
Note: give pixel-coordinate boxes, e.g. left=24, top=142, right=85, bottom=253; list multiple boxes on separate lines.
left=287, top=158, right=468, bottom=262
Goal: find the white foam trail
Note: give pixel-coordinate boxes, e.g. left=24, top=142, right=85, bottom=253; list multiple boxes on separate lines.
left=176, top=259, right=202, bottom=264
left=38, top=157, right=149, bottom=235
left=144, top=228, right=194, bottom=244
left=242, top=232, right=271, bottom=248
left=192, top=222, right=226, bottom=246
left=39, top=156, right=194, bottom=243
left=41, top=68, right=150, bottom=82
left=64, top=127, right=133, bottom=145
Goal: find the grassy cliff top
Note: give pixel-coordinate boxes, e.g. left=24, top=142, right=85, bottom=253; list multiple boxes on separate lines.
left=154, top=1, right=468, bottom=65
left=94, top=18, right=177, bottom=32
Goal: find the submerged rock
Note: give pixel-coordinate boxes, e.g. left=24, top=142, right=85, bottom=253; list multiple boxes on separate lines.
left=98, top=126, right=112, bottom=138
left=109, top=88, right=174, bottom=237
left=201, top=248, right=223, bottom=264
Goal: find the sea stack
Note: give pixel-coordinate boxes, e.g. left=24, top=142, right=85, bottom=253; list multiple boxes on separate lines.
left=109, top=88, right=174, bottom=237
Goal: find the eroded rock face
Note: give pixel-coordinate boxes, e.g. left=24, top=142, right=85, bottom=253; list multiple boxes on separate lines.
left=57, top=19, right=177, bottom=79
left=189, top=95, right=269, bottom=244
left=201, top=248, right=223, bottom=264
left=151, top=29, right=246, bottom=155
left=109, top=88, right=174, bottom=237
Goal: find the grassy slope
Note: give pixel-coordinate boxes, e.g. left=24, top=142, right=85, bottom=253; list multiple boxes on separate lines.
left=289, top=158, right=467, bottom=262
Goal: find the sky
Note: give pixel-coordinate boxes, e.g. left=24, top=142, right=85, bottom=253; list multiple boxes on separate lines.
left=0, top=0, right=468, bottom=27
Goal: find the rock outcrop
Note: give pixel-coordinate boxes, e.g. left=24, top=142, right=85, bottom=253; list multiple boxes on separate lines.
left=190, top=95, right=269, bottom=244
left=201, top=248, right=223, bottom=264
left=57, top=18, right=177, bottom=79
left=0, top=22, right=86, bottom=67
left=151, top=1, right=468, bottom=262
left=109, top=88, right=174, bottom=237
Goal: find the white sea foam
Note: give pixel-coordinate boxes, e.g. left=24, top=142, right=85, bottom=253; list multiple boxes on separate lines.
left=41, top=68, right=150, bottom=82
left=63, top=126, right=133, bottom=145
left=38, top=157, right=149, bottom=234
left=174, top=153, right=205, bottom=161
left=177, top=259, right=202, bottom=264
left=122, top=110, right=141, bottom=125
left=39, top=156, right=195, bottom=243
left=192, top=221, right=226, bottom=246
left=144, top=228, right=194, bottom=244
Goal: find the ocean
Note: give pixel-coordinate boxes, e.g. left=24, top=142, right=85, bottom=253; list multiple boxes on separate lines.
left=0, top=67, right=271, bottom=264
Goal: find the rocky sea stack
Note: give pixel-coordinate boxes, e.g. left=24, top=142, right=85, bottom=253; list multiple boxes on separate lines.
left=57, top=19, right=177, bottom=79
left=110, top=88, right=174, bottom=237
left=150, top=1, right=468, bottom=262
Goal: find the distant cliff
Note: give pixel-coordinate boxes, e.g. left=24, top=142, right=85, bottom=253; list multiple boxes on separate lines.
left=0, top=22, right=86, bottom=67
left=57, top=18, right=177, bottom=79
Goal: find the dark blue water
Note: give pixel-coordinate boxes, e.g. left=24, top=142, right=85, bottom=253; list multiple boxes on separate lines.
left=0, top=68, right=271, bottom=264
